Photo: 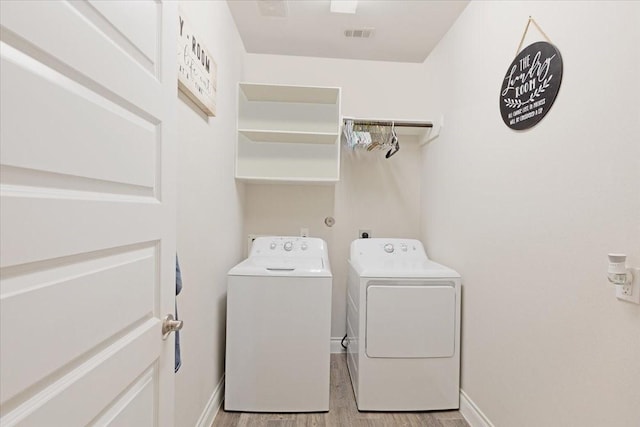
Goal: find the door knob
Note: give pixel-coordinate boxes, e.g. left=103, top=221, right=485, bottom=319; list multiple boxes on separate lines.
left=162, top=314, right=183, bottom=340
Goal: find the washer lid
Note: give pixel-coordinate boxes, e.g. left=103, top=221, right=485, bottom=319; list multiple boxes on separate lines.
left=228, top=256, right=331, bottom=277
left=351, top=258, right=460, bottom=279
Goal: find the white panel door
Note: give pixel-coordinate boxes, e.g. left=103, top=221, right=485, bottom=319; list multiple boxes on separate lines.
left=0, top=1, right=177, bottom=426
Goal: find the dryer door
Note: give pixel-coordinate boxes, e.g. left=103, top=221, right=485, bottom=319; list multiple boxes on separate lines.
left=366, top=283, right=456, bottom=358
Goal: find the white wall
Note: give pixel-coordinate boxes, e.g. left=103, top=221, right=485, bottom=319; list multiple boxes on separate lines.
left=243, top=55, right=424, bottom=337
left=420, top=2, right=640, bottom=426
left=175, top=2, right=245, bottom=426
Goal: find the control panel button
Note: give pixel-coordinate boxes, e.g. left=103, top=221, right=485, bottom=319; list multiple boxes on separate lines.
left=400, top=244, right=408, bottom=252
left=384, top=243, right=394, bottom=253
left=270, top=242, right=277, bottom=250
left=301, top=242, right=308, bottom=250
left=284, top=241, right=293, bottom=251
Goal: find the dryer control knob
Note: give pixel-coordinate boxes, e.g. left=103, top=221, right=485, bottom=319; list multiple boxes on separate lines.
left=384, top=243, right=394, bottom=253
left=284, top=241, right=293, bottom=251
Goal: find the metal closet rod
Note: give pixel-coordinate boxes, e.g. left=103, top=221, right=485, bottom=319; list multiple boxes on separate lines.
left=344, top=119, right=433, bottom=128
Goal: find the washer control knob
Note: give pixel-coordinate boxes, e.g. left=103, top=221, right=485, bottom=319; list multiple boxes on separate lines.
left=400, top=244, right=408, bottom=252
left=270, top=242, right=277, bottom=250
left=284, top=241, right=293, bottom=251
left=384, top=243, right=394, bottom=253
left=301, top=242, right=308, bottom=251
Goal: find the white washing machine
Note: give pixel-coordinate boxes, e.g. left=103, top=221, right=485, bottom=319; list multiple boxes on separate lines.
left=225, top=236, right=332, bottom=412
left=346, top=238, right=461, bottom=411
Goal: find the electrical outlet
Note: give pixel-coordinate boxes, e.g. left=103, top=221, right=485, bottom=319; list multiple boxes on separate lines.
left=616, top=267, right=640, bottom=304
left=359, top=229, right=371, bottom=239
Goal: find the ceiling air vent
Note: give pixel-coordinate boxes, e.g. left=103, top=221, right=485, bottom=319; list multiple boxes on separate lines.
left=257, top=0, right=288, bottom=18
left=344, top=28, right=375, bottom=38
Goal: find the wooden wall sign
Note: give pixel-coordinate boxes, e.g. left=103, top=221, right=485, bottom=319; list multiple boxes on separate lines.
left=499, top=41, right=563, bottom=130
left=178, top=9, right=217, bottom=116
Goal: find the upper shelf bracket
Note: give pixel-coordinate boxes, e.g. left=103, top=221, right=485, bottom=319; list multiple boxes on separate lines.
left=420, top=115, right=444, bottom=146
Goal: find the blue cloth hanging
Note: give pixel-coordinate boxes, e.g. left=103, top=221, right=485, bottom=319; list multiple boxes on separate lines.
left=175, top=255, right=182, bottom=373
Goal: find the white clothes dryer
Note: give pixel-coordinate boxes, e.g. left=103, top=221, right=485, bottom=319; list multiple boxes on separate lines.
left=346, top=238, right=461, bottom=411
left=225, top=236, right=332, bottom=412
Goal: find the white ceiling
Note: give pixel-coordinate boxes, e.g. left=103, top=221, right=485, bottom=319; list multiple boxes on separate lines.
left=226, top=0, right=470, bottom=63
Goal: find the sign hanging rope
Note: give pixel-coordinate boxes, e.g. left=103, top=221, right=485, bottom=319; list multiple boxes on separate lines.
left=515, top=16, right=553, bottom=55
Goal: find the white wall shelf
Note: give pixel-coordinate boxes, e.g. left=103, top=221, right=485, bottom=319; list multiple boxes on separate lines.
left=236, top=83, right=341, bottom=183
left=238, top=129, right=339, bottom=144
left=240, top=83, right=339, bottom=104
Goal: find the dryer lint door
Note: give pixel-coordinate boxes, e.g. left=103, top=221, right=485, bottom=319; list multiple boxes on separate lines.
left=365, top=283, right=456, bottom=358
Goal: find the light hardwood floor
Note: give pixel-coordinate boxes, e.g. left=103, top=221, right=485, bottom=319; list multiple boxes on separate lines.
left=212, top=353, right=469, bottom=427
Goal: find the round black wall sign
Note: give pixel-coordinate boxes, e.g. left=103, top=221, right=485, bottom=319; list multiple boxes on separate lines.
left=499, top=41, right=563, bottom=130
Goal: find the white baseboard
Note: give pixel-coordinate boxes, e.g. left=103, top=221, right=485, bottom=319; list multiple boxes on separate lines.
left=460, top=389, right=494, bottom=427
left=195, top=374, right=225, bottom=427
left=331, top=336, right=346, bottom=353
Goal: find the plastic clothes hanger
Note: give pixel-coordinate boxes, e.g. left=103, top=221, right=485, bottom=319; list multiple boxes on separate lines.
left=385, top=122, right=400, bottom=158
